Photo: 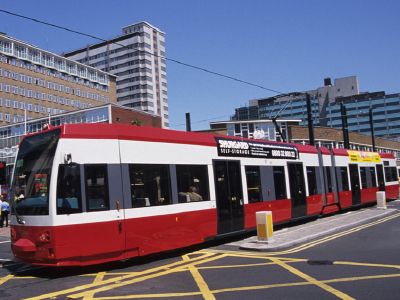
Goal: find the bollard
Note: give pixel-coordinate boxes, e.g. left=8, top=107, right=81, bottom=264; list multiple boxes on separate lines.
left=376, top=191, right=386, bottom=209
left=256, top=211, right=273, bottom=242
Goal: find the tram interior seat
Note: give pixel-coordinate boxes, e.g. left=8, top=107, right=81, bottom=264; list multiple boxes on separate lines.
left=134, top=197, right=150, bottom=207
left=178, top=194, right=191, bottom=203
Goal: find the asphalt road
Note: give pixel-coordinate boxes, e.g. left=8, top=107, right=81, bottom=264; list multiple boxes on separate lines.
left=0, top=201, right=399, bottom=299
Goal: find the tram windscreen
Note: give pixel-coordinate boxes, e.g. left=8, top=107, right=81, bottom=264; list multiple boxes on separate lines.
left=11, top=129, right=60, bottom=215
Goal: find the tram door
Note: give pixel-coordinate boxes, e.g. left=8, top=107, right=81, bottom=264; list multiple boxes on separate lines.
left=376, top=164, right=385, bottom=191
left=349, top=164, right=361, bottom=205
left=288, top=163, right=307, bottom=219
left=213, top=160, right=244, bottom=235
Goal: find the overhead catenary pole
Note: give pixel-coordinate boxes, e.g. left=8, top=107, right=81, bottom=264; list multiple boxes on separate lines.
left=306, top=93, right=315, bottom=146
left=340, top=103, right=350, bottom=149
left=369, top=107, right=376, bottom=152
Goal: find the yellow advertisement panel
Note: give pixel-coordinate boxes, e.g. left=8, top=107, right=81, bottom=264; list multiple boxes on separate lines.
left=347, top=150, right=381, bottom=163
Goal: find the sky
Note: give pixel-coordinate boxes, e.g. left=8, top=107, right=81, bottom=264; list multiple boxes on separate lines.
left=0, top=0, right=399, bottom=130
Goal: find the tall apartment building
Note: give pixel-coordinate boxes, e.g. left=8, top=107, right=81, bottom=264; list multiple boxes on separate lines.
left=0, top=34, right=116, bottom=125
left=64, top=22, right=169, bottom=127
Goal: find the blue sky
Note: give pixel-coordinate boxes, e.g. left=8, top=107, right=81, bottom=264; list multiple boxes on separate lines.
left=1, top=0, right=399, bottom=130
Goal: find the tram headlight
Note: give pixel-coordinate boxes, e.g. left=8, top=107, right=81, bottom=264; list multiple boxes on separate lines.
left=38, top=231, right=51, bottom=243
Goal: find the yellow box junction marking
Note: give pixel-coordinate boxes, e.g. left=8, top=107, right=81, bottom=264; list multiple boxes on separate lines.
left=19, top=212, right=400, bottom=300
left=269, top=257, right=355, bottom=300
left=182, top=254, right=215, bottom=300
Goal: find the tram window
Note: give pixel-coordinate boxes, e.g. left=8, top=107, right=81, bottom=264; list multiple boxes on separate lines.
left=56, top=164, right=82, bottom=214
left=370, top=167, right=377, bottom=187
left=339, top=167, right=349, bottom=191
left=84, top=164, right=109, bottom=211
left=129, top=164, right=172, bottom=207
left=384, top=167, right=392, bottom=182
left=245, top=166, right=262, bottom=203
left=306, top=167, right=318, bottom=196
left=360, top=167, right=368, bottom=189
left=176, top=165, right=209, bottom=203
left=273, top=166, right=287, bottom=200
left=391, top=167, right=398, bottom=182
left=325, top=167, right=333, bottom=193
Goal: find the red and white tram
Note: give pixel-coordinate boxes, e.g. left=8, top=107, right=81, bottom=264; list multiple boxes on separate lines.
left=10, top=124, right=399, bottom=266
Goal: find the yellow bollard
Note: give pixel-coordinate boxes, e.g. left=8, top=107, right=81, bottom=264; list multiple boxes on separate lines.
left=256, top=211, right=273, bottom=242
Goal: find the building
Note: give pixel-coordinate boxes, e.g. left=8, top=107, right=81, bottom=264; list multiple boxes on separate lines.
left=326, top=92, right=400, bottom=140
left=235, top=76, right=359, bottom=126
left=64, top=22, right=169, bottom=127
left=0, top=33, right=116, bottom=126
left=232, top=76, right=400, bottom=140
left=206, top=119, right=302, bottom=142
left=0, top=103, right=161, bottom=172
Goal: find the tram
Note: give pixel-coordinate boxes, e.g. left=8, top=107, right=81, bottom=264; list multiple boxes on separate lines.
left=9, top=124, right=399, bottom=266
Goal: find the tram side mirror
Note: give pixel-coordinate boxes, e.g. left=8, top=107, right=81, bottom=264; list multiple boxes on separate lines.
left=64, top=153, right=72, bottom=164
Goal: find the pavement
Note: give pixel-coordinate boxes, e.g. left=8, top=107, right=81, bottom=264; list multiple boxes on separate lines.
left=230, top=201, right=400, bottom=251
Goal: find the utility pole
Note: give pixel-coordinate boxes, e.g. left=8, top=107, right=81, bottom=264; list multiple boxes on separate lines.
left=369, top=107, right=376, bottom=152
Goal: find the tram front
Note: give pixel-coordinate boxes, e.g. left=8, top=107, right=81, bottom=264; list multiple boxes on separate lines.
left=10, top=128, right=60, bottom=265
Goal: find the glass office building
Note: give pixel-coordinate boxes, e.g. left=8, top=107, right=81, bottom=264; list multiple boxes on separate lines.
left=326, top=92, right=400, bottom=140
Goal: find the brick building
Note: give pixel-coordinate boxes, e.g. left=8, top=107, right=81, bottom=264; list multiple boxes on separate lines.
left=0, top=33, right=117, bottom=125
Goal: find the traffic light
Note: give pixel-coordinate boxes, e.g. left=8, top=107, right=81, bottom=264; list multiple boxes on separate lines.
left=0, top=161, right=6, bottom=185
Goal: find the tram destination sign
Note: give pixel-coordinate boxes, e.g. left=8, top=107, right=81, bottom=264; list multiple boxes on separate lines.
left=215, top=137, right=298, bottom=160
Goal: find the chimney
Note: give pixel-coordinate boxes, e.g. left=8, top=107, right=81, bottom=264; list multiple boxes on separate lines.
left=324, top=77, right=332, bottom=86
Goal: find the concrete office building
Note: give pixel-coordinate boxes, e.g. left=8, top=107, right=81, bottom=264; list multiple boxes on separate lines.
left=64, top=22, right=169, bottom=127
left=234, top=76, right=359, bottom=126
left=0, top=33, right=116, bottom=126
left=232, top=76, right=400, bottom=140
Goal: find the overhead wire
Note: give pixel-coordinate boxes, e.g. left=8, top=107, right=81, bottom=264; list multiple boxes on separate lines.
left=0, top=8, right=284, bottom=95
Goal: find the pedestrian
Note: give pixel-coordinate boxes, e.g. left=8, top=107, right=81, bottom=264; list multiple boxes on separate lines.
left=0, top=195, right=3, bottom=225
left=1, top=199, right=9, bottom=227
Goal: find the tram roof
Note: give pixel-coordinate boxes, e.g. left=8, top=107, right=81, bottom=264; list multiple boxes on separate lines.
left=47, top=123, right=318, bottom=154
